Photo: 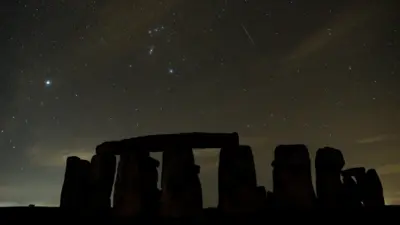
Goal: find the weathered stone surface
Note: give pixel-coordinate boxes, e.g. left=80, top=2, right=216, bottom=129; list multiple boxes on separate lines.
left=218, top=145, right=257, bottom=188
left=363, top=169, right=385, bottom=207
left=60, top=156, right=91, bottom=209
left=341, top=167, right=367, bottom=208
left=315, top=147, right=345, bottom=207
left=271, top=144, right=316, bottom=208
left=218, top=145, right=265, bottom=213
left=96, top=132, right=239, bottom=154
left=88, top=154, right=116, bottom=210
left=141, top=156, right=161, bottom=215
left=113, top=151, right=160, bottom=216
left=160, top=148, right=202, bottom=217
left=342, top=174, right=363, bottom=208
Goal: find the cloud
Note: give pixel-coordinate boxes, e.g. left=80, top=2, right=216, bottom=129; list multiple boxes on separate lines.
left=0, top=185, right=59, bottom=206
left=356, top=134, right=399, bottom=144
left=283, top=1, right=387, bottom=65
left=0, top=202, right=23, bottom=207
left=376, top=163, right=400, bottom=176
left=384, top=191, right=400, bottom=205
left=26, top=138, right=97, bottom=167
left=28, top=147, right=93, bottom=167
left=385, top=197, right=400, bottom=205
left=0, top=201, right=55, bottom=207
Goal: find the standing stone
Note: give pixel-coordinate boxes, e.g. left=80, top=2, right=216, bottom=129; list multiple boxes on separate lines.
left=342, top=167, right=365, bottom=208
left=60, top=156, right=91, bottom=210
left=315, top=147, right=345, bottom=207
left=80, top=160, right=91, bottom=208
left=113, top=151, right=160, bottom=217
left=140, top=156, right=161, bottom=215
left=89, top=154, right=116, bottom=210
left=342, top=175, right=362, bottom=208
left=363, top=169, right=385, bottom=207
left=160, top=148, right=203, bottom=218
left=271, top=145, right=316, bottom=208
left=218, top=145, right=265, bottom=213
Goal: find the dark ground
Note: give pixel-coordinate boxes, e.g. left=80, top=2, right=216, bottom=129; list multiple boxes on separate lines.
left=0, top=206, right=399, bottom=223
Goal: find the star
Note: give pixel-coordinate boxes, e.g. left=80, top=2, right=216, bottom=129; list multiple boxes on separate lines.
left=44, top=79, right=52, bottom=87
left=149, top=45, right=155, bottom=55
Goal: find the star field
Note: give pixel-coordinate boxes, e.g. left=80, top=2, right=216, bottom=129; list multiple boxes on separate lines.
left=0, top=0, right=399, bottom=206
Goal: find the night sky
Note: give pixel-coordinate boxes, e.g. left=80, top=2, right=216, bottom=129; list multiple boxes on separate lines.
left=1, top=0, right=399, bottom=206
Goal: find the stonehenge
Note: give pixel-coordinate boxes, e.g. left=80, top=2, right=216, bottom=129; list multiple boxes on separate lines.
left=59, top=132, right=386, bottom=217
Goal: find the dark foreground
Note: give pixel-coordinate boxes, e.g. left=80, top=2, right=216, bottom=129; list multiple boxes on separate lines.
left=0, top=206, right=400, bottom=223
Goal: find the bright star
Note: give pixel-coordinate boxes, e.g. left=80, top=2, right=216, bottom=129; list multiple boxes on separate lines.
left=45, top=79, right=52, bottom=87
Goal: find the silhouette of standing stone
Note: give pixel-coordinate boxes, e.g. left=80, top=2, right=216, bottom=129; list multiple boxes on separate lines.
left=342, top=175, right=362, bottom=208
left=142, top=156, right=161, bottom=214
left=315, top=147, right=345, bottom=208
left=60, top=156, right=91, bottom=209
left=113, top=150, right=160, bottom=216
left=342, top=167, right=365, bottom=208
left=363, top=169, right=385, bottom=207
left=271, top=145, right=316, bottom=208
left=160, top=148, right=203, bottom=218
left=88, top=154, right=116, bottom=210
left=218, top=145, right=265, bottom=213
